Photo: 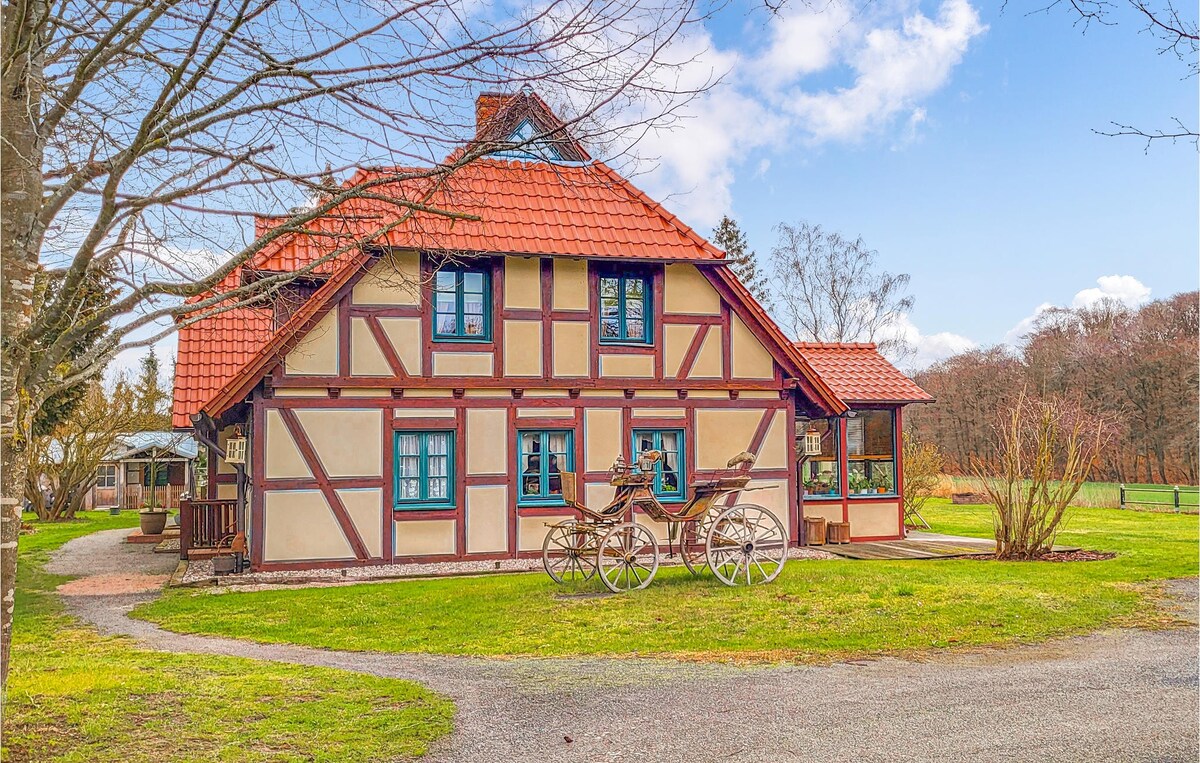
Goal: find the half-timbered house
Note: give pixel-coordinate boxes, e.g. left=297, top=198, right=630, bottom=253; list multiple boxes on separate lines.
left=172, top=91, right=932, bottom=571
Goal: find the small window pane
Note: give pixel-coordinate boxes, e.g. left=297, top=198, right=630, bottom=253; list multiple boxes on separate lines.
left=625, top=278, right=644, bottom=300
left=626, top=319, right=644, bottom=339
left=437, top=314, right=457, bottom=334
left=427, top=433, right=449, bottom=455
left=435, top=271, right=456, bottom=291
left=600, top=318, right=620, bottom=337
left=463, top=272, right=484, bottom=293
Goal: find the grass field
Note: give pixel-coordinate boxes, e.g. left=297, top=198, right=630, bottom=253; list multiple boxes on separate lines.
left=2, top=513, right=453, bottom=763
left=944, top=477, right=1199, bottom=511
left=133, top=499, right=1198, bottom=664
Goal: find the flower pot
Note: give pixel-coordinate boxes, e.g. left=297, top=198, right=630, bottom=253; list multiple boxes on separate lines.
left=213, top=555, right=237, bottom=576
left=108, top=507, right=121, bottom=516
left=139, top=510, right=168, bottom=536
left=876, top=487, right=888, bottom=494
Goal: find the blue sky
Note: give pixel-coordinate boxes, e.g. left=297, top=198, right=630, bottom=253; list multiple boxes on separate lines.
left=631, top=0, right=1197, bottom=365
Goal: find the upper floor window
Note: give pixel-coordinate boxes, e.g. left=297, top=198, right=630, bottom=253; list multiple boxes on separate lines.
left=598, top=272, right=651, bottom=344
left=394, top=431, right=455, bottom=510
left=433, top=266, right=491, bottom=341
left=632, top=429, right=685, bottom=501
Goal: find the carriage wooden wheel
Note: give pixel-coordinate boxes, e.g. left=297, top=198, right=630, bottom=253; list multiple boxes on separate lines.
left=596, top=522, right=659, bottom=592
left=678, top=510, right=714, bottom=575
left=541, top=521, right=598, bottom=583
left=705, top=504, right=788, bottom=586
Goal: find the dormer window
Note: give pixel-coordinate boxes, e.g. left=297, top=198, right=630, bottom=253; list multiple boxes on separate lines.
left=598, top=271, right=651, bottom=345
left=494, top=119, right=564, bottom=162
left=433, top=265, right=492, bottom=341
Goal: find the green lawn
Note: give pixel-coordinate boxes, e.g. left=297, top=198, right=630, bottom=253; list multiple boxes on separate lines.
left=2, top=513, right=453, bottom=763
left=132, top=499, right=1198, bottom=664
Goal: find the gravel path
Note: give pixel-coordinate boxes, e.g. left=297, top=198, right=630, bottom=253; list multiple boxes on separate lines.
left=53, top=530, right=1200, bottom=763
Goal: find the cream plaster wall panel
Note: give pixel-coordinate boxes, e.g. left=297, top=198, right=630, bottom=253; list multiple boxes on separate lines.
left=585, top=482, right=616, bottom=510
left=216, top=426, right=238, bottom=475
left=579, top=390, right=624, bottom=398
left=731, top=315, right=775, bottom=380
left=688, top=326, right=723, bottom=379
left=352, top=251, right=421, bottom=305
left=552, top=258, right=589, bottom=310
left=847, top=502, right=901, bottom=538
left=264, top=409, right=313, bottom=479
left=293, top=408, right=382, bottom=477
left=377, top=317, right=422, bottom=375
left=739, top=391, right=781, bottom=399
left=802, top=503, right=844, bottom=525
left=599, top=354, right=654, bottom=378
left=663, top=264, right=721, bottom=315
left=273, top=388, right=328, bottom=397
left=216, top=483, right=237, bottom=499
left=504, top=320, right=542, bottom=377
left=516, top=407, right=573, bottom=418
left=640, top=517, right=672, bottom=544
left=694, top=409, right=765, bottom=469
left=585, top=408, right=623, bottom=472
left=284, top=310, right=338, bottom=376
left=263, top=490, right=354, bottom=562
left=466, top=409, right=508, bottom=475
left=341, top=388, right=390, bottom=398
left=405, top=389, right=453, bottom=398
left=634, top=390, right=678, bottom=399
left=743, top=479, right=790, bottom=536
left=754, top=410, right=790, bottom=470
left=432, top=352, right=493, bottom=377
left=466, top=486, right=508, bottom=553
left=350, top=318, right=392, bottom=377
left=687, top=390, right=728, bottom=399
left=520, top=389, right=569, bottom=398
left=336, top=488, right=384, bottom=558
left=552, top=321, right=590, bottom=377
left=663, top=324, right=699, bottom=377
left=465, top=389, right=512, bottom=398
left=393, top=519, right=457, bottom=556
left=631, top=408, right=686, bottom=419
left=519, top=515, right=573, bottom=552
left=504, top=256, right=542, bottom=310
left=394, top=408, right=455, bottom=418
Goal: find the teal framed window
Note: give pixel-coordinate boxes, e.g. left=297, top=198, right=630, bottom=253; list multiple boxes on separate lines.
left=433, top=266, right=491, bottom=341
left=518, top=430, right=573, bottom=505
left=393, top=431, right=455, bottom=509
left=631, top=429, right=685, bottom=501
left=598, top=272, right=651, bottom=344
left=847, top=410, right=896, bottom=497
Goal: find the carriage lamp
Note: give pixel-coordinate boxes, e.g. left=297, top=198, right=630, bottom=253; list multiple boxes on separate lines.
left=225, top=426, right=248, bottom=465
left=803, top=426, right=822, bottom=456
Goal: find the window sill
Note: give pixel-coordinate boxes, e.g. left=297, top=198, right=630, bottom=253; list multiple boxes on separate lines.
left=432, top=336, right=492, bottom=344
left=803, top=494, right=843, bottom=501
left=393, top=505, right=456, bottom=513
left=847, top=493, right=898, bottom=500
left=598, top=340, right=653, bottom=348
left=517, top=499, right=567, bottom=509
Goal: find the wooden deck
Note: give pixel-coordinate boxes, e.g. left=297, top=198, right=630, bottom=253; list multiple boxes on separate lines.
left=819, top=532, right=1080, bottom=560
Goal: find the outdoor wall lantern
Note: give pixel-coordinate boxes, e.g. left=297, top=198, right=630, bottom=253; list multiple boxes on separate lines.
left=225, top=426, right=248, bottom=466
left=803, top=426, right=823, bottom=456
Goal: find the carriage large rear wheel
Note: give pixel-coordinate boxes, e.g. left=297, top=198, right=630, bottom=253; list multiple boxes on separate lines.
left=679, top=512, right=714, bottom=575
left=597, top=522, right=659, bottom=592
left=542, top=522, right=597, bottom=584
left=705, top=505, right=788, bottom=586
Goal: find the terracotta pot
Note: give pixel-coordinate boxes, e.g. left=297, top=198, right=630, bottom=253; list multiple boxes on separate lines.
left=139, top=510, right=168, bottom=536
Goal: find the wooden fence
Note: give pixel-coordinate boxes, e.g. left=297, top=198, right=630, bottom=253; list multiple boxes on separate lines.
left=179, top=498, right=238, bottom=558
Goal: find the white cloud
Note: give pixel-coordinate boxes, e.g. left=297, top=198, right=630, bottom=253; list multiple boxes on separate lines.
left=1003, top=274, right=1152, bottom=345
left=784, top=0, right=986, bottom=142
left=878, top=313, right=977, bottom=368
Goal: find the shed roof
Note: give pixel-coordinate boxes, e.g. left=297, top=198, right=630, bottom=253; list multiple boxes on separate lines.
left=793, top=343, right=933, bottom=405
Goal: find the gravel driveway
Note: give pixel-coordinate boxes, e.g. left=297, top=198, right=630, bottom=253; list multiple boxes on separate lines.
left=55, top=529, right=1199, bottom=763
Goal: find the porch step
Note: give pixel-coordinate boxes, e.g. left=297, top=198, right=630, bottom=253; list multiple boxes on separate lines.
left=125, top=528, right=180, bottom=545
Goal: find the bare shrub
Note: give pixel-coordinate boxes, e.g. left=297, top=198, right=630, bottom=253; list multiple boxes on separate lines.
left=972, top=392, right=1114, bottom=560
left=902, top=432, right=944, bottom=526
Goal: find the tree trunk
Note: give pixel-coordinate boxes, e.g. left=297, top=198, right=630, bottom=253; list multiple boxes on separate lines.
left=1, top=0, right=49, bottom=689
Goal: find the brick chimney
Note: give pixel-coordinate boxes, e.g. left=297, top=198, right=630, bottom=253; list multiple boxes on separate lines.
left=475, top=92, right=512, bottom=136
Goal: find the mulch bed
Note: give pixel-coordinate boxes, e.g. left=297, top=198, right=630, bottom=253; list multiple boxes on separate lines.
left=972, top=550, right=1116, bottom=563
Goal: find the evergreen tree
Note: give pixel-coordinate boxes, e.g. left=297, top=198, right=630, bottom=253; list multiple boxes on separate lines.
left=712, top=216, right=772, bottom=308
left=133, top=349, right=171, bottom=429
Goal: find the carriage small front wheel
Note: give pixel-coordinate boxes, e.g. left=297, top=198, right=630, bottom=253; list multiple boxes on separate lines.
left=705, top=504, right=788, bottom=586
left=596, top=522, right=659, bottom=593
left=542, top=521, right=597, bottom=584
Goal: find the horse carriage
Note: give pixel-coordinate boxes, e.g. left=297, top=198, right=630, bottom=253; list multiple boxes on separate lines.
left=541, top=450, right=789, bottom=592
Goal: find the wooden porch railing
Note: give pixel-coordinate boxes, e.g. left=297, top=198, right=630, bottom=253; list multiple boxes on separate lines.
left=179, top=498, right=238, bottom=559
left=122, top=484, right=187, bottom=510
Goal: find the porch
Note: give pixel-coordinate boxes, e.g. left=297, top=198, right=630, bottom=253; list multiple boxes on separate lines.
left=818, top=531, right=1082, bottom=560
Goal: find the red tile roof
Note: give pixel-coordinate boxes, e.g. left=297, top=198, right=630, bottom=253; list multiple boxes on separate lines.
left=793, top=343, right=933, bottom=405
left=172, top=305, right=274, bottom=427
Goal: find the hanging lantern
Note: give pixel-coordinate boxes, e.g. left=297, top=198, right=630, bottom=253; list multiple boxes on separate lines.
left=804, top=426, right=822, bottom=456
left=225, top=426, right=248, bottom=465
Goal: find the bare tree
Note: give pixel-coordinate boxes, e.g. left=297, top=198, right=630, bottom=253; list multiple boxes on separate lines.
left=0, top=0, right=709, bottom=686
left=901, top=431, right=944, bottom=530
left=972, top=391, right=1114, bottom=560
left=768, top=221, right=915, bottom=361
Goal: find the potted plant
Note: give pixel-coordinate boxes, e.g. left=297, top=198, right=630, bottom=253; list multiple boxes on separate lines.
left=139, top=501, right=169, bottom=535
left=871, top=471, right=893, bottom=494
left=849, top=471, right=870, bottom=495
